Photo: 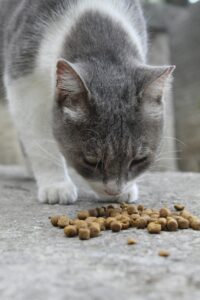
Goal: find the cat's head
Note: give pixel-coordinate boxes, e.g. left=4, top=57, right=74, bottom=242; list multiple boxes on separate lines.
left=53, top=59, right=175, bottom=197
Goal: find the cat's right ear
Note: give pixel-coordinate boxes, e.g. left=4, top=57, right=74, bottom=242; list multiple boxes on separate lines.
left=56, top=59, right=90, bottom=119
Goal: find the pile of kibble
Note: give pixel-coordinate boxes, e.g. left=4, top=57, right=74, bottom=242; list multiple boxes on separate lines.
left=49, top=203, right=200, bottom=241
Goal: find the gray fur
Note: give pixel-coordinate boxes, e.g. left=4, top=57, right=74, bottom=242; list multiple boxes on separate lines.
left=0, top=0, right=174, bottom=194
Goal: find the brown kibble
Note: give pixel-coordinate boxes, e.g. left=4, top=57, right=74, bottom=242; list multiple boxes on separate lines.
left=176, top=217, right=189, bottom=229
left=89, top=223, right=101, bottom=238
left=121, top=222, right=130, bottom=230
left=49, top=215, right=60, bottom=227
left=127, top=205, right=138, bottom=215
left=137, top=205, right=144, bottom=211
left=57, top=216, right=70, bottom=228
left=105, top=217, right=116, bottom=229
left=120, top=202, right=129, bottom=209
left=174, top=204, right=185, bottom=211
left=167, top=218, right=178, bottom=231
left=88, top=208, right=98, bottom=217
left=159, top=208, right=171, bottom=218
left=64, top=225, right=78, bottom=237
left=158, top=250, right=170, bottom=257
left=147, top=222, right=161, bottom=234
left=96, top=207, right=106, bottom=217
left=180, top=210, right=193, bottom=220
left=143, top=209, right=153, bottom=215
left=150, top=213, right=160, bottom=219
left=136, top=217, right=148, bottom=229
left=75, top=220, right=88, bottom=230
left=69, top=219, right=76, bottom=225
left=79, top=228, right=90, bottom=240
left=77, top=210, right=90, bottom=220
left=157, top=218, right=167, bottom=230
left=127, top=238, right=137, bottom=245
left=111, top=221, right=122, bottom=232
left=190, top=218, right=200, bottom=230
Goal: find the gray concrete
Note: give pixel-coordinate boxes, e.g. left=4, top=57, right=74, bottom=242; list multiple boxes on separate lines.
left=0, top=166, right=200, bottom=300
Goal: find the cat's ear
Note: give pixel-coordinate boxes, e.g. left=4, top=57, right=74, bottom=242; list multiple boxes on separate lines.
left=56, top=59, right=89, bottom=97
left=56, top=59, right=90, bottom=119
left=137, top=65, right=176, bottom=101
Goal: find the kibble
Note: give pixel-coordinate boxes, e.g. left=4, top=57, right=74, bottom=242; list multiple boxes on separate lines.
left=57, top=216, right=70, bottom=228
left=49, top=215, right=60, bottom=227
left=49, top=202, right=200, bottom=244
left=190, top=217, right=200, bottom=230
left=64, top=225, right=78, bottom=237
left=159, top=208, right=171, bottom=218
left=89, top=223, right=101, bottom=238
left=158, top=250, right=170, bottom=257
left=174, top=204, right=185, bottom=211
left=147, top=222, right=161, bottom=234
left=127, top=238, right=137, bottom=245
left=111, top=221, right=122, bottom=232
left=79, top=228, right=90, bottom=240
left=77, top=210, right=90, bottom=220
left=167, top=218, right=178, bottom=231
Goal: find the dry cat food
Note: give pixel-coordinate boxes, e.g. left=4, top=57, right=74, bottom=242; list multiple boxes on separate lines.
left=49, top=203, right=200, bottom=241
left=158, top=250, right=170, bottom=257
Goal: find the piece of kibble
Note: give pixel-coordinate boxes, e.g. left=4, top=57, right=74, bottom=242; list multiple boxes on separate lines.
left=75, top=220, right=88, bottom=230
left=190, top=218, right=200, bottom=230
left=57, top=216, right=70, bottom=228
left=137, top=217, right=148, bottom=229
left=69, top=219, right=76, bottom=226
left=79, top=228, right=90, bottom=240
left=111, top=221, right=122, bottom=232
left=49, top=215, right=60, bottom=227
left=137, top=205, right=144, bottom=211
left=143, top=209, right=153, bottom=215
left=176, top=217, right=189, bottom=229
left=158, top=250, right=170, bottom=257
left=127, top=238, right=137, bottom=245
left=159, top=208, right=171, bottom=218
left=89, top=223, right=101, bottom=238
left=147, top=222, right=161, bottom=234
left=180, top=210, right=193, bottom=220
left=157, top=218, right=167, bottom=230
left=96, top=207, right=106, bottom=217
left=64, top=225, right=78, bottom=237
left=120, top=202, right=129, bottom=209
left=127, top=205, right=138, bottom=215
left=121, top=221, right=130, bottom=230
left=105, top=217, right=116, bottom=229
left=174, top=204, right=185, bottom=211
left=77, top=210, right=90, bottom=220
left=167, top=218, right=178, bottom=231
left=88, top=208, right=98, bottom=217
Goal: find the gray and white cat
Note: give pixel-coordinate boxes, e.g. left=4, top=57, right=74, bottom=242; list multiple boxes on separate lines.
left=0, top=0, right=175, bottom=204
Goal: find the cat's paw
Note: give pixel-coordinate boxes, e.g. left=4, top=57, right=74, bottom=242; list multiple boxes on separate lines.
left=116, top=183, right=139, bottom=204
left=38, top=181, right=78, bottom=205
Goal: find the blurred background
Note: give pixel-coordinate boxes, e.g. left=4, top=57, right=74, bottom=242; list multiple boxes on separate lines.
left=0, top=0, right=199, bottom=173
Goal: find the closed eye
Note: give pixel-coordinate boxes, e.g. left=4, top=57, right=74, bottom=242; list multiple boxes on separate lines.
left=130, top=156, right=148, bottom=169
left=83, top=157, right=102, bottom=169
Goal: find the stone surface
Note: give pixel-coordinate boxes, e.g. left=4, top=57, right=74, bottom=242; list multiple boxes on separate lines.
left=0, top=166, right=200, bottom=300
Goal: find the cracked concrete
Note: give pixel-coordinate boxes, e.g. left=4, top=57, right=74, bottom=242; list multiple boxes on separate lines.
left=0, top=166, right=200, bottom=300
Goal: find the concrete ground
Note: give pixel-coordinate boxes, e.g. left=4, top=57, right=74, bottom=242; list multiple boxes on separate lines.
left=0, top=166, right=200, bottom=300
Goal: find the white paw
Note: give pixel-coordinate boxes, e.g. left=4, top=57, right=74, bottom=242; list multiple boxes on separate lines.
left=117, top=184, right=139, bottom=204
left=38, top=181, right=78, bottom=205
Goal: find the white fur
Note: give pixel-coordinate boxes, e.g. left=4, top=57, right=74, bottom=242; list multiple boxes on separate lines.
left=4, top=73, right=78, bottom=204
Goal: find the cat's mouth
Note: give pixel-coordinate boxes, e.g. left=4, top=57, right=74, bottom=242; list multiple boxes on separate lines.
left=104, top=190, right=121, bottom=197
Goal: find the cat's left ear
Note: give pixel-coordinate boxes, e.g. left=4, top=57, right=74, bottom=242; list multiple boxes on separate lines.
left=56, top=58, right=90, bottom=100
left=137, top=65, right=176, bottom=100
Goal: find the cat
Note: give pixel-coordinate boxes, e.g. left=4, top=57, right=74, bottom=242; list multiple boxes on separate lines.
left=0, top=0, right=175, bottom=204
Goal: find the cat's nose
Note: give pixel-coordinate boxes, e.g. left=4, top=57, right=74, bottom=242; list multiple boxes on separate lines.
left=104, top=188, right=120, bottom=196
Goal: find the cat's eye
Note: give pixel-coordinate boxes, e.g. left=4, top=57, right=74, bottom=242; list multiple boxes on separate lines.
left=130, top=156, right=148, bottom=169
left=83, top=156, right=99, bottom=167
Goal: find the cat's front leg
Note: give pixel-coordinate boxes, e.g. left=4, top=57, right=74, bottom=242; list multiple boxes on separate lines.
left=5, top=74, right=78, bottom=205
